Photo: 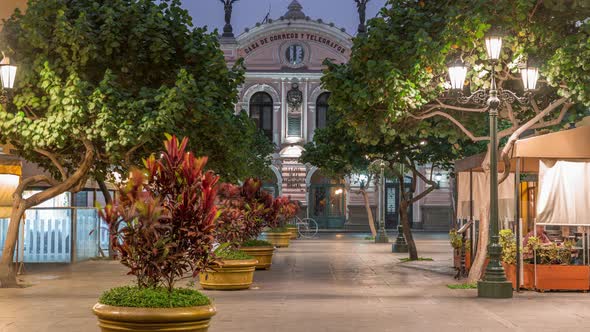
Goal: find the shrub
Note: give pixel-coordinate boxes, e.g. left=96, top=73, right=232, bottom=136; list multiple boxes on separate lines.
left=241, top=239, right=273, bottom=247
left=99, top=286, right=210, bottom=308
left=499, top=229, right=517, bottom=265
left=215, top=248, right=254, bottom=261
left=99, top=136, right=219, bottom=292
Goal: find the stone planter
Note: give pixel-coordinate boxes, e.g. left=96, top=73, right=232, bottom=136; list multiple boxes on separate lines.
left=534, top=264, right=590, bottom=292
left=92, top=303, right=216, bottom=332
left=240, top=246, right=274, bottom=270
left=263, top=232, right=291, bottom=248
left=286, top=226, right=298, bottom=240
left=199, top=259, right=258, bottom=290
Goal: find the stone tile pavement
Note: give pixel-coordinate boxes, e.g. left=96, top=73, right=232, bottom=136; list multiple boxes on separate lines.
left=1, top=232, right=590, bottom=331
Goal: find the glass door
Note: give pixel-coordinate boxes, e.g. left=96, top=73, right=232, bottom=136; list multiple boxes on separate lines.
left=310, top=184, right=345, bottom=229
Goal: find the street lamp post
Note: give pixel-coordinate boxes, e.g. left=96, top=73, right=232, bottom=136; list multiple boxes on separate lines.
left=447, top=29, right=538, bottom=299
left=375, top=160, right=389, bottom=243
left=0, top=54, right=17, bottom=103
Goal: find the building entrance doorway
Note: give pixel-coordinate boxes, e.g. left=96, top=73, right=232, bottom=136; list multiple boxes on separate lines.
left=309, top=172, right=345, bottom=229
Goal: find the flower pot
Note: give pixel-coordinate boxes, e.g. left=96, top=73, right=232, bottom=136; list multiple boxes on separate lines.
left=522, top=263, right=535, bottom=290
left=240, top=246, right=274, bottom=270
left=199, top=259, right=258, bottom=290
left=501, top=262, right=517, bottom=290
left=534, top=264, right=590, bottom=291
left=286, top=226, right=298, bottom=240
left=92, top=303, right=216, bottom=332
left=262, top=232, right=291, bottom=248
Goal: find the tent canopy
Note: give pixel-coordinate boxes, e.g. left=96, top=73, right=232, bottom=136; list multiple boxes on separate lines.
left=0, top=154, right=22, bottom=218
left=455, top=126, right=590, bottom=174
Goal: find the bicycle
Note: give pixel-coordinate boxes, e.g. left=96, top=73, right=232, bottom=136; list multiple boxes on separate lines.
left=292, top=216, right=318, bottom=238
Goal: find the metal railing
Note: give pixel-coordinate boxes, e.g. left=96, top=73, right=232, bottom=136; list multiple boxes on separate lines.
left=0, top=207, right=101, bottom=263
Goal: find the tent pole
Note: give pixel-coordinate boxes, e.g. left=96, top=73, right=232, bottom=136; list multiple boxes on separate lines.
left=515, top=158, right=521, bottom=292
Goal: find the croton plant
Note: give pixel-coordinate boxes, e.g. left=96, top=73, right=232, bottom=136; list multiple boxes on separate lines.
left=99, top=136, right=219, bottom=292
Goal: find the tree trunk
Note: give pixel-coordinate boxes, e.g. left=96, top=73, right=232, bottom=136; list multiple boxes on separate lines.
left=0, top=199, right=26, bottom=287
left=97, top=179, right=115, bottom=259
left=466, top=147, right=492, bottom=283
left=0, top=142, right=94, bottom=287
left=400, top=200, right=418, bottom=260
left=360, top=189, right=377, bottom=237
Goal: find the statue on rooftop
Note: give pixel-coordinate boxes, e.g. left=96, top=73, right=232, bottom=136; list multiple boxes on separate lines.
left=220, top=0, right=239, bottom=38
left=354, top=0, right=370, bottom=35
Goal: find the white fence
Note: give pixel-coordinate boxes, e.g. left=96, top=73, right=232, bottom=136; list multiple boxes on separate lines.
left=0, top=208, right=101, bottom=263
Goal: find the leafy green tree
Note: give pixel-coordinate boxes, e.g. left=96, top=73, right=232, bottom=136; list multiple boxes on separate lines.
left=303, top=113, right=465, bottom=260
left=323, top=0, right=589, bottom=281
left=0, top=0, right=272, bottom=287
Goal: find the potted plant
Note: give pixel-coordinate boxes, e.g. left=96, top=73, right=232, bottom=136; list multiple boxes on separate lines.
left=525, top=237, right=589, bottom=291
left=263, top=196, right=299, bottom=248
left=499, top=229, right=518, bottom=289
left=198, top=183, right=260, bottom=289
left=93, top=136, right=219, bottom=332
left=450, top=229, right=471, bottom=270
left=217, top=179, right=277, bottom=270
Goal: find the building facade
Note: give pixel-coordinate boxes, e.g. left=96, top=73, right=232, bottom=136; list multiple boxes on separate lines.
left=220, top=1, right=453, bottom=231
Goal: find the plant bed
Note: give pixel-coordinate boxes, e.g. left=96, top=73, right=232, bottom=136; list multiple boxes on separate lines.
left=240, top=239, right=275, bottom=270
left=93, top=287, right=215, bottom=332
left=199, top=250, right=258, bottom=290
left=263, top=228, right=291, bottom=248
left=534, top=265, right=590, bottom=292
left=286, top=226, right=298, bottom=240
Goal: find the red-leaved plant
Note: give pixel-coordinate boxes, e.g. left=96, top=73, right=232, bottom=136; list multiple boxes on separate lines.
left=272, top=196, right=299, bottom=229
left=99, top=136, right=219, bottom=292
left=215, top=178, right=275, bottom=245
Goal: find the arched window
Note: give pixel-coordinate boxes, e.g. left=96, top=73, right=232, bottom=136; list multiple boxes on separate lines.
left=316, top=92, right=330, bottom=129
left=249, top=92, right=273, bottom=141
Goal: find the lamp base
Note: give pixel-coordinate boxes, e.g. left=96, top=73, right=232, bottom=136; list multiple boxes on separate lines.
left=391, top=243, right=408, bottom=253
left=374, top=230, right=389, bottom=243
left=477, top=280, right=513, bottom=298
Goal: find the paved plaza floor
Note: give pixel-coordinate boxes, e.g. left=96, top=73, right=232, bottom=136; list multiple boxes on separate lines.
left=1, top=232, right=590, bottom=331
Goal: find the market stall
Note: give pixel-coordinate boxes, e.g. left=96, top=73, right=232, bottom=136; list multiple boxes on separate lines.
left=513, top=125, right=590, bottom=291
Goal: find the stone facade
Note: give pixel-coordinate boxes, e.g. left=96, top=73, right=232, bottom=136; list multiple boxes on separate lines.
left=219, top=1, right=453, bottom=230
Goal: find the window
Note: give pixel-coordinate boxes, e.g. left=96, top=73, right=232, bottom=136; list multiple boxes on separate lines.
left=249, top=92, right=273, bottom=141
left=316, top=92, right=330, bottom=129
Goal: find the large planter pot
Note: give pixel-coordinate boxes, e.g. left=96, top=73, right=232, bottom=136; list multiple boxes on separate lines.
left=286, top=226, right=298, bottom=240
left=501, top=262, right=517, bottom=290
left=199, top=259, right=258, bottom=290
left=534, top=264, right=590, bottom=291
left=240, top=246, right=274, bottom=270
left=263, top=232, right=291, bottom=248
left=92, top=303, right=216, bottom=332
left=522, top=263, right=535, bottom=289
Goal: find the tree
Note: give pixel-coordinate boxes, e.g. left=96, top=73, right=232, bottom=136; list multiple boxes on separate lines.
left=323, top=0, right=589, bottom=281
left=0, top=0, right=272, bottom=287
left=302, top=112, right=465, bottom=260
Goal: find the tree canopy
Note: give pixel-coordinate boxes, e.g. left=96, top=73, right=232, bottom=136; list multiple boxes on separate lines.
left=317, top=0, right=589, bottom=271
left=0, top=0, right=272, bottom=183
left=0, top=0, right=273, bottom=286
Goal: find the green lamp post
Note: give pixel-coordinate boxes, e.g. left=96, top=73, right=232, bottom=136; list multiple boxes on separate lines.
left=446, top=29, right=539, bottom=299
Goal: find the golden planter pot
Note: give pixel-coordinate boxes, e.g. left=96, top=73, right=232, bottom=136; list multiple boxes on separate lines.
left=286, top=226, right=298, bottom=240
left=92, top=303, right=216, bottom=332
left=240, top=246, right=275, bottom=270
left=199, top=259, right=258, bottom=290
left=262, top=232, right=291, bottom=248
